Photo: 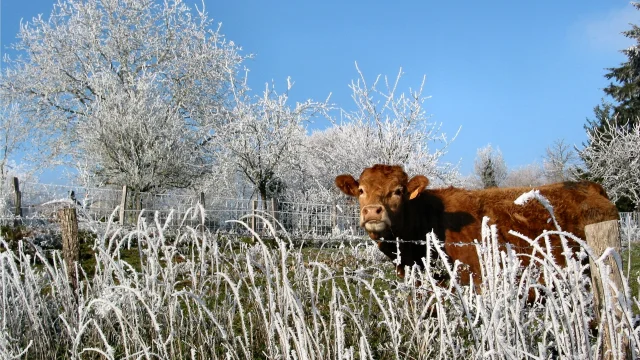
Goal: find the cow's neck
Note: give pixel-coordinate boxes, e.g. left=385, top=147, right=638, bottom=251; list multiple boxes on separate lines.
left=393, top=191, right=445, bottom=241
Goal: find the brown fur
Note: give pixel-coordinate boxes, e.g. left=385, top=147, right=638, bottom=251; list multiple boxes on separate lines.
left=336, top=164, right=619, bottom=285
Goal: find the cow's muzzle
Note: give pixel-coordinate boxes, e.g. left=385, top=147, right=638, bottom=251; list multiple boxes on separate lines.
left=361, top=204, right=384, bottom=221
left=364, top=220, right=387, bottom=233
left=361, top=204, right=391, bottom=234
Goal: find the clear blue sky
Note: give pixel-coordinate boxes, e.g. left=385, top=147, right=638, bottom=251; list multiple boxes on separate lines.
left=1, top=0, right=639, bottom=179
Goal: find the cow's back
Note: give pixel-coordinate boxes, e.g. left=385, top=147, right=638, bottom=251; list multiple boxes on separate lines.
left=426, top=181, right=619, bottom=284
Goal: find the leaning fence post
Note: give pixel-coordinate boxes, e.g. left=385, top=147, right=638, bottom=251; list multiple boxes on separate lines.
left=12, top=177, right=22, bottom=227
left=585, top=220, right=628, bottom=360
left=58, top=207, right=79, bottom=292
left=119, top=185, right=128, bottom=225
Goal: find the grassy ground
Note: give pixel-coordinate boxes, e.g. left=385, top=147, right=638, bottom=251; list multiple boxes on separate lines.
left=4, top=222, right=639, bottom=302
left=2, top=224, right=638, bottom=358
left=4, top=222, right=639, bottom=301
left=623, top=242, right=640, bottom=306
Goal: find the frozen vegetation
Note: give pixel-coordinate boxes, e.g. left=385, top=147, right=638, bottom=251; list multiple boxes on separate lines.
left=0, top=207, right=638, bottom=359
left=0, top=1, right=639, bottom=357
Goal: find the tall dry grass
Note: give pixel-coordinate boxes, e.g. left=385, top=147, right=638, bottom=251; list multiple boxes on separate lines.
left=0, top=206, right=638, bottom=359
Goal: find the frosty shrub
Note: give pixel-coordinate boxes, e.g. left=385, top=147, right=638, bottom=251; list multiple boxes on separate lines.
left=581, top=120, right=640, bottom=210
left=0, top=205, right=638, bottom=359
left=473, top=144, right=507, bottom=189
left=297, top=65, right=462, bottom=204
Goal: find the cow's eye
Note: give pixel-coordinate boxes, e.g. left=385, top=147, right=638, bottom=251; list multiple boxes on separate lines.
left=359, top=188, right=364, bottom=195
left=393, top=189, right=403, bottom=196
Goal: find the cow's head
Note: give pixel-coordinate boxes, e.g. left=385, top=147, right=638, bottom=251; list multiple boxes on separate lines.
left=335, top=164, right=429, bottom=240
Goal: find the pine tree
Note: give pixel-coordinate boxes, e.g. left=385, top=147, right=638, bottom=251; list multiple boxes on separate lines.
left=473, top=144, right=507, bottom=189
left=600, top=2, right=640, bottom=124
left=582, top=4, right=640, bottom=211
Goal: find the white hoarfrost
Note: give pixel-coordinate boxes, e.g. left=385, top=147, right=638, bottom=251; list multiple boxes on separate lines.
left=214, top=80, right=330, bottom=202
left=543, top=138, right=579, bottom=183
left=0, top=0, right=463, bottom=202
left=580, top=120, right=640, bottom=209
left=473, top=144, right=508, bottom=189
left=297, top=64, right=462, bottom=203
left=1, top=0, right=247, bottom=192
left=0, top=200, right=638, bottom=359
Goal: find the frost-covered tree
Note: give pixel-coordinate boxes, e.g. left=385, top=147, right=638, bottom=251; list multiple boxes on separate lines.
left=298, top=66, right=460, bottom=202
left=217, top=80, right=329, bottom=203
left=0, top=100, right=38, bottom=214
left=0, top=0, right=246, bottom=193
left=0, top=101, right=33, bottom=183
left=582, top=101, right=637, bottom=210
left=76, top=78, right=213, bottom=192
left=585, top=3, right=640, bottom=209
left=543, top=139, right=578, bottom=183
left=473, top=144, right=507, bottom=188
left=502, top=163, right=546, bottom=188
left=580, top=119, right=640, bottom=210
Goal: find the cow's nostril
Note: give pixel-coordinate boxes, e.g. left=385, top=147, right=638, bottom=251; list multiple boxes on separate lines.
left=363, top=205, right=383, bottom=218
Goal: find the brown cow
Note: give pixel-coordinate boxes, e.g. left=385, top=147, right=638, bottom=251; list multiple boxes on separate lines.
left=335, top=164, right=619, bottom=285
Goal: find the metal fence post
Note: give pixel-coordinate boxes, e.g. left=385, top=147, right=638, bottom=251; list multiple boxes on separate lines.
left=119, top=185, right=128, bottom=225
left=12, top=177, right=22, bottom=227
left=251, top=200, right=258, bottom=240
left=199, top=192, right=206, bottom=229
left=270, top=198, right=277, bottom=222
left=331, top=200, right=337, bottom=231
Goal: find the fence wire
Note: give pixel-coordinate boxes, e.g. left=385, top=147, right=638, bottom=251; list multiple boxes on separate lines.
left=0, top=181, right=365, bottom=239
left=1, top=181, right=639, bottom=244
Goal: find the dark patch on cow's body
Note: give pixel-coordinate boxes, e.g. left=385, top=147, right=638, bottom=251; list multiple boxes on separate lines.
left=442, top=212, right=476, bottom=233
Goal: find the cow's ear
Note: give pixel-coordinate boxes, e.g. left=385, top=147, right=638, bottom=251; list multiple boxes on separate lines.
left=335, top=175, right=360, bottom=197
left=407, top=175, right=429, bottom=200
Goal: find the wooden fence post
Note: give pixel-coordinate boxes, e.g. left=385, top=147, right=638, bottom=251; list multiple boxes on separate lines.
left=119, top=185, right=128, bottom=225
left=58, top=207, right=79, bottom=292
left=585, top=220, right=628, bottom=360
left=12, top=177, right=22, bottom=227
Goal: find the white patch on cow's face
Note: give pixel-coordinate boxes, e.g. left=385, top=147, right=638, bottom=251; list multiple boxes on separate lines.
left=363, top=220, right=388, bottom=233
left=356, top=170, right=408, bottom=239
left=358, top=185, right=404, bottom=237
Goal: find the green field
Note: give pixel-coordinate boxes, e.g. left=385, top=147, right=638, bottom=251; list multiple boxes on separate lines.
left=623, top=242, right=640, bottom=306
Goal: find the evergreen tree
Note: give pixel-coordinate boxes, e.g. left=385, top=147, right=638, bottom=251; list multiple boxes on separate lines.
left=586, top=100, right=615, bottom=144
left=599, top=2, right=640, bottom=124
left=473, top=144, right=507, bottom=189
left=582, top=4, right=640, bottom=211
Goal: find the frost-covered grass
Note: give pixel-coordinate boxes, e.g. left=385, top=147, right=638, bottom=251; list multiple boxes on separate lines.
left=1, top=209, right=639, bottom=359
left=623, top=242, right=640, bottom=308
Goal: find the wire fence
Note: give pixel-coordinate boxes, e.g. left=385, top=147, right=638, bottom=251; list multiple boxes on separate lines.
left=0, top=180, right=365, bottom=240
left=1, top=179, right=639, bottom=244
